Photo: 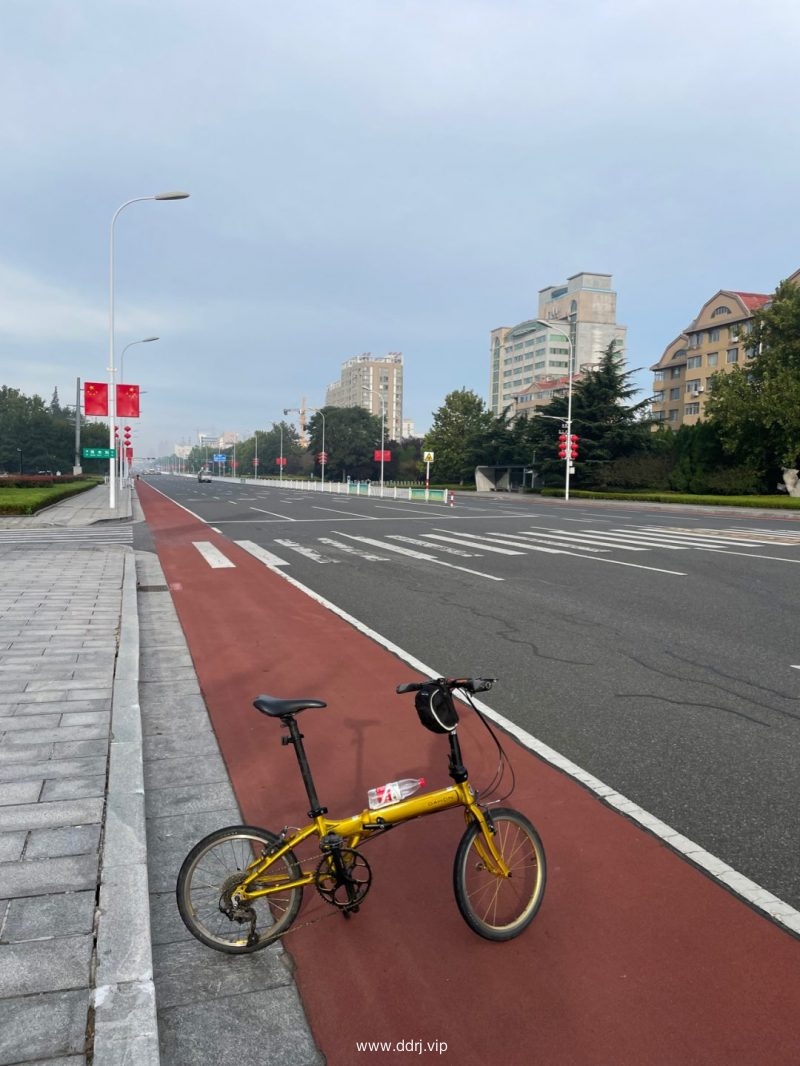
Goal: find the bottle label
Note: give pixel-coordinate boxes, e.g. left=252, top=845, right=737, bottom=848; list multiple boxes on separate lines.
left=373, top=782, right=400, bottom=807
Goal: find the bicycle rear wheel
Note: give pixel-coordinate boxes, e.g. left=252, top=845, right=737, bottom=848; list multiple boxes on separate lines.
left=453, top=807, right=546, bottom=941
left=177, top=825, right=303, bottom=953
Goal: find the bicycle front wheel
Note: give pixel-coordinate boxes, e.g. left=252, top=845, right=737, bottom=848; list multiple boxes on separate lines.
left=177, top=825, right=303, bottom=953
left=453, top=807, right=546, bottom=941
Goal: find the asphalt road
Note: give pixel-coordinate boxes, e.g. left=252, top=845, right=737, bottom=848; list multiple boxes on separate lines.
left=140, top=475, right=800, bottom=911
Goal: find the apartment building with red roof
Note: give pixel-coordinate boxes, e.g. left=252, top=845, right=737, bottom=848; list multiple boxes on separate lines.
left=650, top=288, right=773, bottom=429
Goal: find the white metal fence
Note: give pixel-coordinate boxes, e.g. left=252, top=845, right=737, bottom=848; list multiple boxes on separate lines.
left=190, top=472, right=452, bottom=503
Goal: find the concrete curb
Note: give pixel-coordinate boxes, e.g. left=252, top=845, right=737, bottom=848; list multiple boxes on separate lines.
left=93, top=549, right=160, bottom=1065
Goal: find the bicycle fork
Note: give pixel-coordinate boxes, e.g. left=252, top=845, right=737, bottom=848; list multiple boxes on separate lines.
left=466, top=805, right=513, bottom=879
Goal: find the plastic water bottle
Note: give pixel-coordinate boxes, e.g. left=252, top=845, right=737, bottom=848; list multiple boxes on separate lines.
left=367, top=777, right=425, bottom=810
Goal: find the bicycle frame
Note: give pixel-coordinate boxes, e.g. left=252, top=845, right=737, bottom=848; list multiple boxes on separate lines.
left=232, top=768, right=511, bottom=903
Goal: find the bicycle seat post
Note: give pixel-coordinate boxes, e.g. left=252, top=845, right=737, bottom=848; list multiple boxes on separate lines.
left=280, top=714, right=327, bottom=819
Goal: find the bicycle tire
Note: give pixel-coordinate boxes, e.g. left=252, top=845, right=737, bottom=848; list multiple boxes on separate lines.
left=176, top=825, right=303, bottom=953
left=453, top=807, right=546, bottom=941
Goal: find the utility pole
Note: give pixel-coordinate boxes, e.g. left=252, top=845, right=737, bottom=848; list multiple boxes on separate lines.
left=73, top=377, right=83, bottom=475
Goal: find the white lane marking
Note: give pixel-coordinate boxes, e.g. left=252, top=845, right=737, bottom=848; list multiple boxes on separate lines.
left=387, top=534, right=480, bottom=557
left=566, top=555, right=688, bottom=575
left=627, top=527, right=765, bottom=547
left=727, top=527, right=800, bottom=542
left=274, top=539, right=338, bottom=563
left=652, top=525, right=800, bottom=544
left=422, top=533, right=528, bottom=556
left=485, top=530, right=611, bottom=554
left=192, top=541, right=235, bottom=568
left=697, top=548, right=800, bottom=564
left=522, top=526, right=679, bottom=550
left=427, top=531, right=565, bottom=555
left=319, top=537, right=389, bottom=561
left=791, top=665, right=800, bottom=670
left=312, top=505, right=378, bottom=518
left=429, top=530, right=685, bottom=575
left=255, top=561, right=799, bottom=937
left=250, top=507, right=296, bottom=521
left=234, top=540, right=291, bottom=567
left=333, top=532, right=504, bottom=581
left=567, top=531, right=686, bottom=549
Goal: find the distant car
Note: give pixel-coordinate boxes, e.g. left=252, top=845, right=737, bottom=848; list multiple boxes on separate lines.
left=198, top=471, right=212, bottom=483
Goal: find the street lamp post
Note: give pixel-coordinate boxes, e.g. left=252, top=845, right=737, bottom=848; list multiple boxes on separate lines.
left=361, top=385, right=386, bottom=496
left=119, top=336, right=159, bottom=479
left=536, top=319, right=575, bottom=501
left=16, top=448, right=22, bottom=474
left=119, top=336, right=159, bottom=386
left=315, top=410, right=326, bottom=491
left=108, top=192, right=188, bottom=510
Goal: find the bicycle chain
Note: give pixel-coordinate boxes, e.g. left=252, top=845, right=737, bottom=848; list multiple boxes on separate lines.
left=271, top=899, right=345, bottom=941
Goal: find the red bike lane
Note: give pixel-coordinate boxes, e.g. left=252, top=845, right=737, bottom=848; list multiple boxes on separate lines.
left=138, top=483, right=800, bottom=1066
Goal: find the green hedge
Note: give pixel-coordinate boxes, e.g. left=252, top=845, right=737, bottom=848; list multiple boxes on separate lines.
left=0, top=478, right=103, bottom=516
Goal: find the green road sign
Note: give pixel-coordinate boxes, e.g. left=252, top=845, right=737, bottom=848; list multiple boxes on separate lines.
left=82, top=448, right=115, bottom=459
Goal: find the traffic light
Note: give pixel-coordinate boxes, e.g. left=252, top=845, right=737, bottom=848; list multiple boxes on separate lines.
left=570, top=434, right=579, bottom=460
left=558, top=433, right=568, bottom=459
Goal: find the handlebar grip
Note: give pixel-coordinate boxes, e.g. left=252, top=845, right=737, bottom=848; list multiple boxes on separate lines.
left=469, top=678, right=496, bottom=693
left=396, top=681, right=425, bottom=694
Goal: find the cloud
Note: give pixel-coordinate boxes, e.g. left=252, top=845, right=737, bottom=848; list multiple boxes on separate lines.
left=0, top=263, right=106, bottom=343
left=0, top=260, right=193, bottom=345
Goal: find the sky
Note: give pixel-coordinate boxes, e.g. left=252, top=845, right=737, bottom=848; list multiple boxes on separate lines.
left=2, top=0, right=799, bottom=458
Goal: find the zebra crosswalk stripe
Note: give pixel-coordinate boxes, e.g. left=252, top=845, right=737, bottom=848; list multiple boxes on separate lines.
left=330, top=532, right=504, bottom=580
left=319, top=537, right=389, bottom=561
left=482, top=530, right=613, bottom=553
left=234, top=540, right=290, bottom=567
left=192, top=541, right=235, bottom=568
left=617, top=528, right=758, bottom=547
left=275, top=539, right=338, bottom=564
left=420, top=533, right=530, bottom=555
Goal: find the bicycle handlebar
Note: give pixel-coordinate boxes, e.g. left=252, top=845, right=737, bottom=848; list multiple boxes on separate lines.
left=396, top=677, right=496, bottom=696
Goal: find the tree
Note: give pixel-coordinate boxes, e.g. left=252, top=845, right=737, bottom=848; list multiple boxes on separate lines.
left=394, top=437, right=424, bottom=481
left=520, top=341, right=656, bottom=488
left=705, top=278, right=800, bottom=484
left=666, top=422, right=745, bottom=493
left=307, top=406, right=382, bottom=480
left=243, top=423, right=303, bottom=476
left=423, top=389, right=499, bottom=482
left=0, top=385, right=98, bottom=474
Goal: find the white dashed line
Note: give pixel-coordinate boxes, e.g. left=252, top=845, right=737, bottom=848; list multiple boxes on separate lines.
left=192, top=541, right=235, bottom=568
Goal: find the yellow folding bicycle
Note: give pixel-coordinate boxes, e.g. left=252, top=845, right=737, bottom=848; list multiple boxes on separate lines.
left=177, top=676, right=546, bottom=950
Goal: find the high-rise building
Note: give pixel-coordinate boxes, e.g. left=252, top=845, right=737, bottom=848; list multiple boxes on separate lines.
left=325, top=353, right=403, bottom=441
left=489, top=272, right=627, bottom=416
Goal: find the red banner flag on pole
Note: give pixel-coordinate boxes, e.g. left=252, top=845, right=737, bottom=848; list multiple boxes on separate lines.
left=116, top=384, right=140, bottom=418
left=84, top=382, right=109, bottom=416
